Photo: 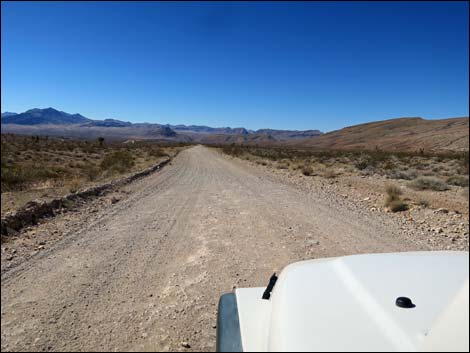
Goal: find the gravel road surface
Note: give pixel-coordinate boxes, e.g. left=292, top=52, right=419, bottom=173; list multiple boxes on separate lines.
left=1, top=146, right=426, bottom=351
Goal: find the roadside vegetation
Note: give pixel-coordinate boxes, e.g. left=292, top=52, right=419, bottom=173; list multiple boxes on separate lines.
left=384, top=184, right=408, bottom=212
left=1, top=134, right=188, bottom=212
left=220, top=144, right=468, bottom=183
left=409, top=176, right=449, bottom=191
left=218, top=144, right=469, bottom=212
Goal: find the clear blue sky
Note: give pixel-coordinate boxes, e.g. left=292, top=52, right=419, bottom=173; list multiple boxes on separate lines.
left=1, top=1, right=468, bottom=132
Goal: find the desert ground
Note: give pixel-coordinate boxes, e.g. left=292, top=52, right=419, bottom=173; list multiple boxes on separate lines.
left=2, top=145, right=468, bottom=352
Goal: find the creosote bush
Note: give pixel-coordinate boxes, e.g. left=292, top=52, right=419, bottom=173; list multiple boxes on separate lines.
left=446, top=175, right=469, bottom=187
left=409, top=177, right=449, bottom=191
left=388, top=169, right=418, bottom=180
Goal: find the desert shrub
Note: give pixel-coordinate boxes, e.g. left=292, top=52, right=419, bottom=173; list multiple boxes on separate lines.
left=388, top=199, right=409, bottom=212
left=382, top=159, right=395, bottom=170
left=419, top=199, right=430, bottom=208
left=422, top=170, right=436, bottom=177
left=1, top=163, right=68, bottom=191
left=441, top=170, right=453, bottom=177
left=101, top=150, right=135, bottom=173
left=359, top=165, right=377, bottom=176
left=1, top=163, right=27, bottom=191
left=68, top=177, right=83, bottom=193
left=148, top=147, right=168, bottom=158
left=385, top=184, right=408, bottom=212
left=388, top=169, right=418, bottom=180
left=222, top=144, right=244, bottom=157
left=301, top=166, right=313, bottom=176
left=447, top=175, right=469, bottom=187
left=409, top=177, right=449, bottom=191
left=355, top=159, right=370, bottom=170
left=385, top=184, right=402, bottom=200
left=32, top=165, right=69, bottom=180
left=82, top=163, right=101, bottom=181
left=276, top=163, right=289, bottom=170
left=461, top=152, right=469, bottom=174
left=82, top=144, right=97, bottom=154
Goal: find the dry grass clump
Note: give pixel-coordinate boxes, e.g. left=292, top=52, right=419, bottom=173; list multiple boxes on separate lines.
left=385, top=184, right=408, bottom=212
left=409, top=176, right=449, bottom=191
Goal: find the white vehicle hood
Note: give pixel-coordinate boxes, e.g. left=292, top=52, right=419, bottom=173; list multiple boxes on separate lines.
left=235, top=251, right=469, bottom=352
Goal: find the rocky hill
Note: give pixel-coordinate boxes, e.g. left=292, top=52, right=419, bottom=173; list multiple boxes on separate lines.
left=294, top=117, right=469, bottom=152
left=1, top=108, right=90, bottom=125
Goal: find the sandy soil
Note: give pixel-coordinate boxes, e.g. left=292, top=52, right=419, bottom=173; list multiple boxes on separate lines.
left=0, top=146, right=441, bottom=351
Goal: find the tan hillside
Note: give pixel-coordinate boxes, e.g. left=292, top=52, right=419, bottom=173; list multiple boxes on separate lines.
left=296, top=117, right=469, bottom=152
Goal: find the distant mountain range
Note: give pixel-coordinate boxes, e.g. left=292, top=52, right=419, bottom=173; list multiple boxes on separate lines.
left=2, top=108, right=467, bottom=151
left=1, top=108, right=323, bottom=142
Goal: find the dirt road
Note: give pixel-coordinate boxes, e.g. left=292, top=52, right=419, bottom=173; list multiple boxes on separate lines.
left=1, top=146, right=426, bottom=352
